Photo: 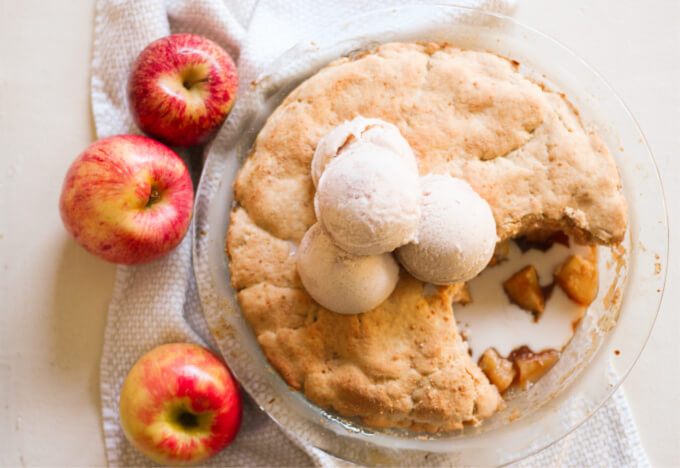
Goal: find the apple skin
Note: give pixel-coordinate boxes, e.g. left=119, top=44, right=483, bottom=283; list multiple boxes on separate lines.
left=128, top=33, right=239, bottom=147
left=59, top=135, right=193, bottom=265
left=119, top=343, right=243, bottom=466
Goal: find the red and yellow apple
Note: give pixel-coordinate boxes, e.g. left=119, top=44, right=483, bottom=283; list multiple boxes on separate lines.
left=59, top=134, right=193, bottom=265
left=128, top=33, right=239, bottom=147
left=119, top=343, right=243, bottom=466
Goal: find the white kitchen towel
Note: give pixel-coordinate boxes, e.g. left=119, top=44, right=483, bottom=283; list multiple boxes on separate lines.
left=94, top=0, right=650, bottom=466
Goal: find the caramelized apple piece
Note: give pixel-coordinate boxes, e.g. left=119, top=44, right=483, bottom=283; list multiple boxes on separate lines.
left=488, top=240, right=510, bottom=267
left=554, top=255, right=598, bottom=306
left=451, top=283, right=472, bottom=305
left=503, top=265, right=545, bottom=319
left=478, top=348, right=516, bottom=393
left=584, top=245, right=598, bottom=263
left=521, top=229, right=570, bottom=251
left=514, top=229, right=570, bottom=253
left=509, top=346, right=559, bottom=389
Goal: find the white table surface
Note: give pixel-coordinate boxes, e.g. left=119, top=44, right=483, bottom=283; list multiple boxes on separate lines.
left=0, top=0, right=678, bottom=466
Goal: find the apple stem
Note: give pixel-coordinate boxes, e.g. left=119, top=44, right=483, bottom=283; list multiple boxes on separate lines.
left=183, top=77, right=211, bottom=89
left=146, top=188, right=161, bottom=208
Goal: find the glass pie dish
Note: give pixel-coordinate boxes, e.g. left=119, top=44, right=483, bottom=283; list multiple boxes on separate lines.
left=193, top=5, right=668, bottom=465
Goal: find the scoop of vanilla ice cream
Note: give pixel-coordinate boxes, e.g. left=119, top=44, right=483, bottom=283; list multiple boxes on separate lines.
left=296, top=223, right=399, bottom=315
left=396, top=175, right=497, bottom=285
left=314, top=143, right=421, bottom=256
left=311, top=116, right=418, bottom=187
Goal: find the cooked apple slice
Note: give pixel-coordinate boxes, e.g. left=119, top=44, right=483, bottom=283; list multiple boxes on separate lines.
left=478, top=348, right=516, bottom=393
left=503, top=265, right=545, bottom=319
left=452, top=283, right=472, bottom=305
left=488, top=240, right=510, bottom=267
left=509, top=347, right=559, bottom=390
left=516, top=229, right=570, bottom=252
left=554, top=255, right=598, bottom=306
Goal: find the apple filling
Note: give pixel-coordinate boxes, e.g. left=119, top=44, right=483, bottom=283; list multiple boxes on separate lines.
left=469, top=233, right=599, bottom=393
left=478, top=346, right=560, bottom=393
left=554, top=254, right=599, bottom=306
left=502, top=265, right=545, bottom=320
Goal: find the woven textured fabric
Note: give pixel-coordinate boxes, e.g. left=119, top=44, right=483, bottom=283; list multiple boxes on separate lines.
left=93, top=0, right=649, bottom=466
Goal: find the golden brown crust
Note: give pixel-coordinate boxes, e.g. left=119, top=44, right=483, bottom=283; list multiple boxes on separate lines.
left=225, top=42, right=627, bottom=432
left=247, top=275, right=501, bottom=432
left=226, top=207, right=300, bottom=290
